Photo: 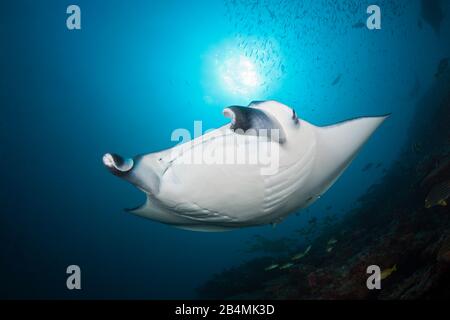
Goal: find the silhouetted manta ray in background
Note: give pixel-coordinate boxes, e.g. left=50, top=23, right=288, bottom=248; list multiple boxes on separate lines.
left=103, top=101, right=389, bottom=232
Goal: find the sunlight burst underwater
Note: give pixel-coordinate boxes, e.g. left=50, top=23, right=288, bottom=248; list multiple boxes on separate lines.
left=203, top=37, right=284, bottom=104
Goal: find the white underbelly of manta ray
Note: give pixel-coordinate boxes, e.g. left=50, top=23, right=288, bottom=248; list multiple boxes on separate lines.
left=103, top=100, right=388, bottom=232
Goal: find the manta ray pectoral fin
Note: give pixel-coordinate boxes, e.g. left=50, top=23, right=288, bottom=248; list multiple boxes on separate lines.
left=319, top=114, right=390, bottom=158
left=125, top=197, right=235, bottom=232
left=223, top=105, right=286, bottom=143
left=311, top=114, right=390, bottom=192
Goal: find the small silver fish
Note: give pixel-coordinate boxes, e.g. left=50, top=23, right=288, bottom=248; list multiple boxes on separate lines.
left=327, top=238, right=338, bottom=245
left=425, top=180, right=450, bottom=208
left=279, top=263, right=294, bottom=270
left=291, top=253, right=304, bottom=260
left=304, top=245, right=312, bottom=254
left=264, top=264, right=279, bottom=271
left=291, top=245, right=311, bottom=260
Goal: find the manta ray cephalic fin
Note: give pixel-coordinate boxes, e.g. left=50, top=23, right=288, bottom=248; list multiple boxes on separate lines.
left=223, top=106, right=286, bottom=143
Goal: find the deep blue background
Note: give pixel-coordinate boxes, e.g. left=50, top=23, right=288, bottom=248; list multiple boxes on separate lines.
left=1, top=0, right=449, bottom=298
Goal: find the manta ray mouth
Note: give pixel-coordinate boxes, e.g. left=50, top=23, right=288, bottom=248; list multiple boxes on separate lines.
left=102, top=153, right=134, bottom=176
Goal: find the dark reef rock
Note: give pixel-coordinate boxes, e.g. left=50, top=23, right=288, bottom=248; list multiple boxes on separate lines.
left=437, top=233, right=450, bottom=264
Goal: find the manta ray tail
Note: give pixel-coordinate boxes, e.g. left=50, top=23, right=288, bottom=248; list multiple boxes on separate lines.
left=311, top=114, right=390, bottom=193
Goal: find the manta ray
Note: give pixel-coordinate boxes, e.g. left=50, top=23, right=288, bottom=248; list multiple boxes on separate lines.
left=103, top=100, right=388, bottom=231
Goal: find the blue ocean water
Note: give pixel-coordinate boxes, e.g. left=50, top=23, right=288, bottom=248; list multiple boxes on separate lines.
left=1, top=0, right=449, bottom=298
